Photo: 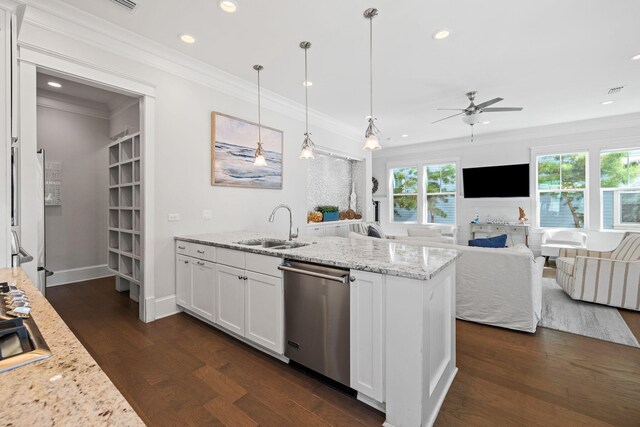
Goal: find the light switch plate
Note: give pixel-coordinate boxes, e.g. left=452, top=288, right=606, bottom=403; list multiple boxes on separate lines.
left=168, top=213, right=180, bottom=221
left=203, top=209, right=212, bottom=220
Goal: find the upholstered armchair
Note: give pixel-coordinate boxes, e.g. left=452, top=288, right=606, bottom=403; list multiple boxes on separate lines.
left=555, top=232, right=640, bottom=311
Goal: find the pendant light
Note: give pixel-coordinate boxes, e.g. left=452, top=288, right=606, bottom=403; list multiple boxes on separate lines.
left=253, top=64, right=267, bottom=167
left=299, top=41, right=316, bottom=159
left=363, top=8, right=382, bottom=151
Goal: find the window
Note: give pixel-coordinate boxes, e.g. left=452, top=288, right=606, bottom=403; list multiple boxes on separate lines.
left=537, top=152, right=587, bottom=228
left=424, top=163, right=456, bottom=224
left=601, top=149, right=640, bottom=229
left=390, top=167, right=418, bottom=222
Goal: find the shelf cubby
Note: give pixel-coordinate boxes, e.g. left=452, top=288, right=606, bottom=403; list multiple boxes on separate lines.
left=121, top=162, right=133, bottom=185
left=109, top=188, right=119, bottom=207
left=120, top=210, right=133, bottom=231
left=109, top=145, right=119, bottom=165
left=108, top=251, right=119, bottom=270
left=109, top=209, right=119, bottom=228
left=120, top=186, right=133, bottom=207
left=133, top=160, right=140, bottom=183
left=134, top=185, right=140, bottom=208
left=120, top=255, right=133, bottom=276
left=134, top=234, right=141, bottom=256
left=121, top=139, right=133, bottom=162
left=133, top=210, right=141, bottom=232
left=133, top=136, right=140, bottom=158
left=133, top=259, right=141, bottom=281
left=109, top=230, right=119, bottom=250
left=109, top=166, right=119, bottom=186
left=120, top=232, right=133, bottom=253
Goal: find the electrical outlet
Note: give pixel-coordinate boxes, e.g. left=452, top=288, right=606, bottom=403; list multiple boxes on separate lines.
left=203, top=209, right=212, bottom=220
left=168, top=213, right=180, bottom=221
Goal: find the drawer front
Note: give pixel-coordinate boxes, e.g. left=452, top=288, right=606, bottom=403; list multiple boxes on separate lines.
left=189, top=243, right=215, bottom=262
left=216, top=247, right=246, bottom=269
left=246, top=253, right=282, bottom=277
left=176, top=240, right=190, bottom=255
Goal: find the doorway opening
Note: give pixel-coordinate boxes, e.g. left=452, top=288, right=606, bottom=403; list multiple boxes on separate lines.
left=35, top=71, right=144, bottom=319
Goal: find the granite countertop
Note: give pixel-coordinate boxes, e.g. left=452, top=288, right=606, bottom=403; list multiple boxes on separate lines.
left=0, top=268, right=144, bottom=427
left=176, top=231, right=460, bottom=280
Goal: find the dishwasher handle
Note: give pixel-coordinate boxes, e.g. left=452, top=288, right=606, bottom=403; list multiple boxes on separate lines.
left=278, top=264, right=349, bottom=284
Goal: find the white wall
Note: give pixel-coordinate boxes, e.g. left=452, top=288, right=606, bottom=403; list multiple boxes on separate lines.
left=36, top=104, right=109, bottom=272
left=109, top=100, right=139, bottom=139
left=14, top=6, right=372, bottom=313
left=373, top=113, right=640, bottom=253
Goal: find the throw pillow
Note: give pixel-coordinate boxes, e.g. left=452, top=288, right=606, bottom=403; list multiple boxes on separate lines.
left=407, top=228, right=442, bottom=238
left=368, top=226, right=382, bottom=238
left=368, top=223, right=386, bottom=239
left=468, top=234, right=508, bottom=248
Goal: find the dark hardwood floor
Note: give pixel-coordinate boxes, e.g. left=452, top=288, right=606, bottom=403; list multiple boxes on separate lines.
left=47, top=272, right=640, bottom=427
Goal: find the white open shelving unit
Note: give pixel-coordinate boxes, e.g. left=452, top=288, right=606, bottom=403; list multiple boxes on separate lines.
left=107, top=132, right=142, bottom=302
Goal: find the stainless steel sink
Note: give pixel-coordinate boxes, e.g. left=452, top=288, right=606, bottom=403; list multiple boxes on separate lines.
left=236, top=239, right=309, bottom=250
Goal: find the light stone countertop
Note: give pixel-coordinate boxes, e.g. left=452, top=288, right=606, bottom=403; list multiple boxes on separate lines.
left=176, top=231, right=460, bottom=280
left=0, top=268, right=144, bottom=427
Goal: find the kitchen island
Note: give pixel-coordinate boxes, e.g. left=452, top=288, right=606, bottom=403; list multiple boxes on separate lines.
left=175, top=231, right=461, bottom=427
left=0, top=268, right=143, bottom=427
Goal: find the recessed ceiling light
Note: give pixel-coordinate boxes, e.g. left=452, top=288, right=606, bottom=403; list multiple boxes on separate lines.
left=302, top=80, right=313, bottom=87
left=218, top=0, right=238, bottom=13
left=401, top=134, right=408, bottom=138
left=179, top=34, right=196, bottom=44
left=47, top=81, right=62, bottom=88
left=482, top=121, right=491, bottom=125
left=631, top=53, right=640, bottom=61
left=432, top=29, right=451, bottom=41
left=601, top=100, right=614, bottom=105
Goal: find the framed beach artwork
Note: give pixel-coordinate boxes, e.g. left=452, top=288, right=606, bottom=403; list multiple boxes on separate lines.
left=211, top=112, right=283, bottom=189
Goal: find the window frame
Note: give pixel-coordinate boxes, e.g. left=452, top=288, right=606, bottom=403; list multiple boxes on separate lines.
left=389, top=165, right=419, bottom=224
left=387, top=159, right=459, bottom=225
left=535, top=151, right=589, bottom=230
left=600, top=148, right=640, bottom=230
left=423, top=162, right=457, bottom=226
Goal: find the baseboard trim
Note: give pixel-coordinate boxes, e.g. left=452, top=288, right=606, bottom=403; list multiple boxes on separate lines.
left=154, top=294, right=179, bottom=320
left=47, top=264, right=112, bottom=287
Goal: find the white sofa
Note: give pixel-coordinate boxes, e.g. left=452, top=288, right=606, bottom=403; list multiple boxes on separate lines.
left=350, top=232, right=545, bottom=332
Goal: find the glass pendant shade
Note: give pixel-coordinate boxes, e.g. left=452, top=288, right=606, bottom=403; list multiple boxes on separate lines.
left=299, top=133, right=315, bottom=159
left=363, top=133, right=381, bottom=151
left=254, top=153, right=267, bottom=166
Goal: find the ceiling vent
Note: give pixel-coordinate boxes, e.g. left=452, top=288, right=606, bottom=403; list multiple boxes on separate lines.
left=607, top=86, right=624, bottom=95
left=108, top=0, right=139, bottom=11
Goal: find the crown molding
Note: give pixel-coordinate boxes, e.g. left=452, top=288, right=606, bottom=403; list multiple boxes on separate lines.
left=37, top=94, right=110, bottom=120
left=0, top=0, right=20, bottom=13
left=374, top=112, right=640, bottom=159
left=109, top=98, right=138, bottom=121
left=18, top=0, right=361, bottom=142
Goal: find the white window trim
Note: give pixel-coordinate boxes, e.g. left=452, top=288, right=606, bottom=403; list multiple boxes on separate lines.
left=600, top=147, right=640, bottom=231
left=534, top=151, right=589, bottom=231
left=613, top=189, right=640, bottom=230
left=423, top=163, right=457, bottom=226
left=387, top=158, right=458, bottom=225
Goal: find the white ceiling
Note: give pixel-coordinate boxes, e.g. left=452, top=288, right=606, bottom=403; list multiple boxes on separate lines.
left=53, top=0, right=640, bottom=146
left=36, top=72, right=136, bottom=113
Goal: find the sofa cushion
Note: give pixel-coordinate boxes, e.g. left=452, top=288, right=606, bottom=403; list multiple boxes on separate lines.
left=556, top=257, right=575, bottom=276
left=468, top=234, right=508, bottom=248
left=407, top=228, right=442, bottom=238
left=367, top=225, right=383, bottom=238
left=368, top=223, right=386, bottom=239
left=610, top=234, right=640, bottom=261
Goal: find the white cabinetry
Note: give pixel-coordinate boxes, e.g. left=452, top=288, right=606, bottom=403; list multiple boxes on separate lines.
left=215, top=264, right=245, bottom=336
left=306, top=221, right=356, bottom=237
left=175, top=240, right=284, bottom=356
left=350, top=270, right=385, bottom=405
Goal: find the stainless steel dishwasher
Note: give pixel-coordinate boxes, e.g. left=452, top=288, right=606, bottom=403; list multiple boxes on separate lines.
left=278, top=260, right=351, bottom=386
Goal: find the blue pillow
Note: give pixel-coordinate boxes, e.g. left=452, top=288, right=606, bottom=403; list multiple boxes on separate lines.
left=468, top=234, right=508, bottom=248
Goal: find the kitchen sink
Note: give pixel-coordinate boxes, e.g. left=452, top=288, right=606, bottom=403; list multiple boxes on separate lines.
left=236, top=239, right=309, bottom=250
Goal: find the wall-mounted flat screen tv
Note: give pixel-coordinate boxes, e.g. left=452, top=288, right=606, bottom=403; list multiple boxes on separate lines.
left=463, top=163, right=530, bottom=198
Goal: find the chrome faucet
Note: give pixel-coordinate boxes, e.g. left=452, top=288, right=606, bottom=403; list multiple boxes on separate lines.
left=269, top=204, right=298, bottom=241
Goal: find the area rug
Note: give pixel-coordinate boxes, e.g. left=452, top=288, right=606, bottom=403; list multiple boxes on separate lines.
left=540, top=278, right=640, bottom=348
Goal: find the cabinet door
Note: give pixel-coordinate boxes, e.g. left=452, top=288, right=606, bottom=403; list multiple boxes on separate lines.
left=350, top=270, right=385, bottom=403
left=176, top=255, right=192, bottom=309
left=215, top=264, right=245, bottom=335
left=336, top=224, right=349, bottom=238
left=244, top=271, right=283, bottom=354
left=307, top=226, right=325, bottom=237
left=191, top=259, right=216, bottom=321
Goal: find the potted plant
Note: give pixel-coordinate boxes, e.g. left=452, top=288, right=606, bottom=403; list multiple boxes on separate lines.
left=317, top=205, right=340, bottom=222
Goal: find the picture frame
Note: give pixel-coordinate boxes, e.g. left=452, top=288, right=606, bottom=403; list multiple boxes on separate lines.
left=211, top=112, right=283, bottom=189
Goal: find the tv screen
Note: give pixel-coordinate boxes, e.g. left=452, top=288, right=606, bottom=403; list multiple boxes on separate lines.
left=463, top=163, right=530, bottom=198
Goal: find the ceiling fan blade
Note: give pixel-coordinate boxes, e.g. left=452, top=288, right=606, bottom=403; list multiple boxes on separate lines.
left=474, top=97, right=503, bottom=109
left=481, top=107, right=523, bottom=112
left=432, top=112, right=465, bottom=124
left=437, top=108, right=467, bottom=111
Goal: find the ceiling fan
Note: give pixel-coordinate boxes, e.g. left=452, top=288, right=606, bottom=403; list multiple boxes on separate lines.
left=433, top=91, right=523, bottom=141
